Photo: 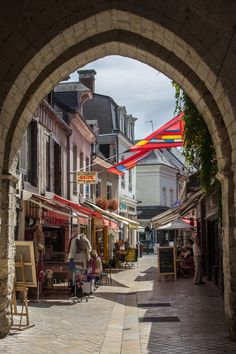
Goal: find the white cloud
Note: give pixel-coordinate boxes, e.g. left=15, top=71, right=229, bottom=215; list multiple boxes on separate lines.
left=70, top=55, right=176, bottom=139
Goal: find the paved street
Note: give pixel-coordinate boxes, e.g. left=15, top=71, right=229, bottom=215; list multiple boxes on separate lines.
left=1, top=255, right=236, bottom=353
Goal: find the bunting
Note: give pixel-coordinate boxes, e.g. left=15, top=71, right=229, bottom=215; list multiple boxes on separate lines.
left=130, top=112, right=184, bottom=151
left=107, top=149, right=152, bottom=176
left=107, top=113, right=184, bottom=175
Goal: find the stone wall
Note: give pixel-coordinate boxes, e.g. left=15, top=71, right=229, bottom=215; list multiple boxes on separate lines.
left=1, top=0, right=236, bottom=338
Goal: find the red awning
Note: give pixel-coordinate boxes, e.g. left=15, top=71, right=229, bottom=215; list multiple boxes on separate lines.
left=110, top=220, right=118, bottom=230
left=103, top=218, right=110, bottom=227
left=51, top=194, right=92, bottom=217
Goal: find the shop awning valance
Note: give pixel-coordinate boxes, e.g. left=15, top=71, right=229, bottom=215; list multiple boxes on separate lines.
left=23, top=191, right=90, bottom=219
left=157, top=219, right=194, bottom=230
left=110, top=212, right=140, bottom=230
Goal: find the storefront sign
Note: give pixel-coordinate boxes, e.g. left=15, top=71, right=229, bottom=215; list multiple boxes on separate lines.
left=76, top=171, right=98, bottom=184
left=119, top=202, right=127, bottom=212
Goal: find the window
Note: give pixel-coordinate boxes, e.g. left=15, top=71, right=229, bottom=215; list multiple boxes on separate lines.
left=18, top=132, right=27, bottom=175
left=79, top=152, right=84, bottom=196
left=107, top=183, right=112, bottom=200
left=121, top=156, right=125, bottom=189
left=72, top=144, right=77, bottom=195
left=100, top=144, right=110, bottom=158
left=54, top=142, right=61, bottom=195
left=170, top=189, right=174, bottom=206
left=85, top=156, right=90, bottom=198
left=128, top=170, right=132, bottom=192
left=162, top=187, right=167, bottom=206
left=45, top=135, right=51, bottom=191
left=27, top=120, right=38, bottom=186
left=96, top=180, right=101, bottom=198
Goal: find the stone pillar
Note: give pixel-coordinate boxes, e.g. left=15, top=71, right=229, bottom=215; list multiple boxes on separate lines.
left=0, top=174, right=17, bottom=338
left=218, top=170, right=236, bottom=338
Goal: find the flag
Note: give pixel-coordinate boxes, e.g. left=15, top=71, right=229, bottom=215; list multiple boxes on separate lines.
left=107, top=149, right=152, bottom=176
left=130, top=112, right=184, bottom=151
left=107, top=113, right=184, bottom=175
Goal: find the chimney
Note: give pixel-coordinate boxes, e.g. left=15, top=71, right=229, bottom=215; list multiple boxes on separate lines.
left=77, top=69, right=97, bottom=93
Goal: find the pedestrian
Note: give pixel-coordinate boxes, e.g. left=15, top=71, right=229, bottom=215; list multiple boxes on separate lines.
left=192, top=233, right=204, bottom=285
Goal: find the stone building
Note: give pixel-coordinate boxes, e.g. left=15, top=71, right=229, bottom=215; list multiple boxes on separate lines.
left=1, top=1, right=236, bottom=339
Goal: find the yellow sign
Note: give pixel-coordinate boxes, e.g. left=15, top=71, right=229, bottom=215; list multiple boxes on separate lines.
left=76, top=171, right=98, bottom=184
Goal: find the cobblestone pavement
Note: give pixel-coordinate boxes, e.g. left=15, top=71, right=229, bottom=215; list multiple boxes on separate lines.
left=1, top=255, right=236, bottom=353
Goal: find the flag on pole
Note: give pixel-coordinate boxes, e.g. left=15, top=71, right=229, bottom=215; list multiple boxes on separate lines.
left=130, top=112, right=184, bottom=151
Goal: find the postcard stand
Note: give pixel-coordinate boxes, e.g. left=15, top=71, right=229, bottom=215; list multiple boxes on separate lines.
left=11, top=254, right=35, bottom=331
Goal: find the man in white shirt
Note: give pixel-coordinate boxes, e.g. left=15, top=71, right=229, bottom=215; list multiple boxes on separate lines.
left=192, top=234, right=204, bottom=284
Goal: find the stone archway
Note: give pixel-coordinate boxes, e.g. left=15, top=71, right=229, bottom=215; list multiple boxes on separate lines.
left=1, top=1, right=236, bottom=338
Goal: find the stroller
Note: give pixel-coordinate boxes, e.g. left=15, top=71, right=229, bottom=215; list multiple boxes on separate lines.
left=68, top=261, right=93, bottom=303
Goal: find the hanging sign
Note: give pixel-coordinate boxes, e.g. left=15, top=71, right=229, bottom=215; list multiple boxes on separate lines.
left=76, top=171, right=98, bottom=184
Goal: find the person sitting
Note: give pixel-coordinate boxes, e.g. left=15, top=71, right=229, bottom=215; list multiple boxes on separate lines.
left=181, top=246, right=192, bottom=259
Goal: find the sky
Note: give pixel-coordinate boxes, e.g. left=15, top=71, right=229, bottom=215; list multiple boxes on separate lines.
left=69, top=55, right=176, bottom=140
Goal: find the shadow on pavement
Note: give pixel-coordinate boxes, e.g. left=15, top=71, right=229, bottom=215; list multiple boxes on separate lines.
left=135, top=266, right=157, bottom=282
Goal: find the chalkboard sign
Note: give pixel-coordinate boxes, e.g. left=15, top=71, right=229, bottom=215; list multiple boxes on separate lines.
left=158, top=246, right=176, bottom=280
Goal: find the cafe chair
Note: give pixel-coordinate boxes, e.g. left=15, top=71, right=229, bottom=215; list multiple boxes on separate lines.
left=121, top=248, right=138, bottom=269
left=179, top=256, right=194, bottom=277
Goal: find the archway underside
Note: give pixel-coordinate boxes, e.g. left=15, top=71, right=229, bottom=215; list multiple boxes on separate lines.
left=1, top=3, right=236, bottom=339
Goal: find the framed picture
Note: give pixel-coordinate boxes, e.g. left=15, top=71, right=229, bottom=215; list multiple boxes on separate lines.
left=15, top=241, right=37, bottom=288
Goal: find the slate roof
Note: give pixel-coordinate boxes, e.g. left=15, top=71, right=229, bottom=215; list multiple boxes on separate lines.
left=137, top=149, right=177, bottom=169
left=82, top=93, right=118, bottom=134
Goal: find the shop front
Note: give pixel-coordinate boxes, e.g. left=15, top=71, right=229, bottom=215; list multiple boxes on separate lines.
left=22, top=192, right=91, bottom=296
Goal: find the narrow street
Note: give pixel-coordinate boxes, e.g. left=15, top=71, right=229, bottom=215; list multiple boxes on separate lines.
left=1, top=255, right=236, bottom=354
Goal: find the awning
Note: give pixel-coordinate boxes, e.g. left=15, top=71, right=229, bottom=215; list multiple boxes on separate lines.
left=110, top=212, right=140, bottom=230
left=23, top=191, right=90, bottom=220
left=151, top=189, right=204, bottom=229
left=85, top=200, right=118, bottom=228
left=179, top=189, right=204, bottom=216
left=157, top=219, right=194, bottom=230
left=46, top=193, right=91, bottom=218
left=85, top=200, right=138, bottom=229
left=151, top=206, right=180, bottom=228
left=110, top=220, right=119, bottom=230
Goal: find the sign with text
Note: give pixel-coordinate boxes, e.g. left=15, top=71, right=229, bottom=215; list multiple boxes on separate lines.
left=157, top=246, right=176, bottom=281
left=76, top=171, right=98, bottom=184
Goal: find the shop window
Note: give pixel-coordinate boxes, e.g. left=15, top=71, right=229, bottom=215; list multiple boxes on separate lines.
left=44, top=228, right=65, bottom=262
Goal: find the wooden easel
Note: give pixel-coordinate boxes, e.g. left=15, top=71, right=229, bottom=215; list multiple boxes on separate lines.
left=11, top=255, right=34, bottom=330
